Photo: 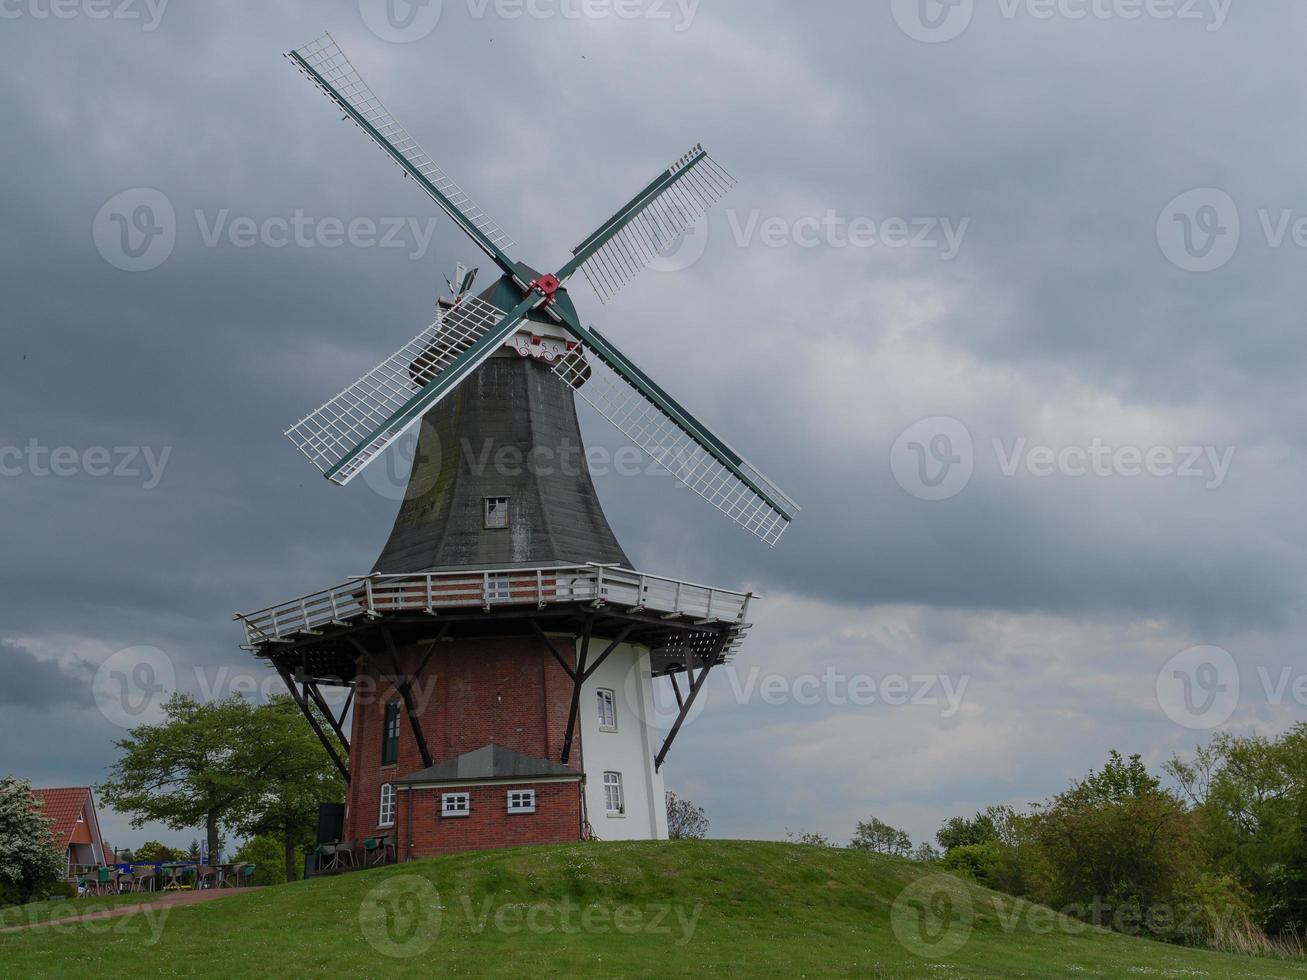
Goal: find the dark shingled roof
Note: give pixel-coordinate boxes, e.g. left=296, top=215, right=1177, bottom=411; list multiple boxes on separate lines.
left=394, top=744, right=581, bottom=785
left=371, top=273, right=631, bottom=573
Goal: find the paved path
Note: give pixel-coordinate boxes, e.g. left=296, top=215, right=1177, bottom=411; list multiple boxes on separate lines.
left=0, top=888, right=259, bottom=933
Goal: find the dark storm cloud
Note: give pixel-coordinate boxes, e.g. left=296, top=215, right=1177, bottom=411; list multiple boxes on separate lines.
left=0, top=640, right=94, bottom=709
left=2, top=0, right=1305, bottom=844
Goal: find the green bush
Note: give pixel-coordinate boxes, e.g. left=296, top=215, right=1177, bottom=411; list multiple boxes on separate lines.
left=0, top=880, right=21, bottom=910
left=941, top=842, right=1003, bottom=885
left=233, top=835, right=291, bottom=886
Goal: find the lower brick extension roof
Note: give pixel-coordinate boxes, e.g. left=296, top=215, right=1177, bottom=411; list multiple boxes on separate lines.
left=394, top=744, right=581, bottom=786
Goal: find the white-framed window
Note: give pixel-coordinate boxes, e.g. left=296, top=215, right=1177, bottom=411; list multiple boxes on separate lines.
left=487, top=572, right=512, bottom=602
left=484, top=497, right=509, bottom=529
left=596, top=688, right=617, bottom=732
left=603, top=772, right=625, bottom=816
left=507, top=790, right=536, bottom=814
left=379, top=783, right=396, bottom=828
left=441, top=792, right=471, bottom=818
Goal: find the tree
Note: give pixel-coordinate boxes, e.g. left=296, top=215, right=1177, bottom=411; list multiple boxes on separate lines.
left=1030, top=751, right=1199, bottom=938
left=229, top=697, right=344, bottom=881
left=665, top=792, right=709, bottom=840
left=786, top=828, right=834, bottom=847
left=912, top=842, right=942, bottom=863
left=1169, top=726, right=1307, bottom=937
left=100, top=694, right=284, bottom=862
left=0, top=777, right=66, bottom=906
left=849, top=816, right=913, bottom=857
left=134, top=841, right=186, bottom=864
left=937, top=810, right=999, bottom=852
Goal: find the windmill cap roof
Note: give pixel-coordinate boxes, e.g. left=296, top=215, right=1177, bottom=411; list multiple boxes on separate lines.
left=394, top=744, right=581, bottom=785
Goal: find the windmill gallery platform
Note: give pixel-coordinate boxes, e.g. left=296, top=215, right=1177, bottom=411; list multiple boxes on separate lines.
left=236, top=34, right=797, bottom=863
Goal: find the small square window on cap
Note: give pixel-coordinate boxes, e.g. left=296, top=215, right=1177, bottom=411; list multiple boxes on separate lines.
left=485, top=497, right=509, bottom=529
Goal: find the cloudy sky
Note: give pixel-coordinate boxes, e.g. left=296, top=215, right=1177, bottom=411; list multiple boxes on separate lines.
left=3, top=0, right=1305, bottom=852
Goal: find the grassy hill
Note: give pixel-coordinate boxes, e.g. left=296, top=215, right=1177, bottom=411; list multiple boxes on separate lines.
left=3, top=841, right=1305, bottom=978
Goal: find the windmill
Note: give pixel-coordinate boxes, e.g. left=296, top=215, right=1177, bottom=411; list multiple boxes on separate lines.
left=284, top=33, right=798, bottom=547
left=235, top=34, right=799, bottom=862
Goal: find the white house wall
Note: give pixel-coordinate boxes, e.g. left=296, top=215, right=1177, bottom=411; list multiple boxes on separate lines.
left=578, top=640, right=668, bottom=841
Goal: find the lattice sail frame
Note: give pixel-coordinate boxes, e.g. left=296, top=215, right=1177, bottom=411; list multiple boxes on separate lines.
left=286, top=296, right=513, bottom=485
left=290, top=34, right=515, bottom=254
left=572, top=147, right=736, bottom=304
left=553, top=345, right=797, bottom=546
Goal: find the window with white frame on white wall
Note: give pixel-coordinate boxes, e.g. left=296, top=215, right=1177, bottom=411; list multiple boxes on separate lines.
left=506, top=790, right=536, bottom=814
left=596, top=688, right=617, bottom=732
left=379, top=783, right=396, bottom=828
left=603, top=772, right=624, bottom=816
left=441, top=792, right=471, bottom=817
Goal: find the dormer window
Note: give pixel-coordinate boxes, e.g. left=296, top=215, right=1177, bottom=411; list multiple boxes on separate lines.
left=484, top=497, right=509, bottom=529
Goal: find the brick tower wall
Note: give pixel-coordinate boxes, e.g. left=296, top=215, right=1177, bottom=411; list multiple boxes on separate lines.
left=344, top=633, right=582, bottom=847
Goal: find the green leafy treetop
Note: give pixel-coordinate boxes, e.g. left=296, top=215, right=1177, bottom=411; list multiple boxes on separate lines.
left=99, top=693, right=340, bottom=873
left=0, top=776, right=67, bottom=906
left=849, top=817, right=913, bottom=857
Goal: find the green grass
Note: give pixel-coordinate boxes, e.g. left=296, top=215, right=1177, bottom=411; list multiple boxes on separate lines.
left=2, top=841, right=1305, bottom=978
left=0, top=892, right=151, bottom=930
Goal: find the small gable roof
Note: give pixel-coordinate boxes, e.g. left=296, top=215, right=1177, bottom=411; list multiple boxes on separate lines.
left=30, top=787, right=97, bottom=850
left=395, top=744, right=580, bottom=786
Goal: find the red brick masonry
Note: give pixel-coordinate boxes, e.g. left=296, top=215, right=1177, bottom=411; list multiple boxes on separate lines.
left=400, top=780, right=581, bottom=859
left=345, top=634, right=585, bottom=857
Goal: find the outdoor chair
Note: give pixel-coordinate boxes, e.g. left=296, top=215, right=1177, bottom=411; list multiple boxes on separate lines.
left=95, top=866, right=113, bottom=896
left=117, top=871, right=135, bottom=894
left=133, top=868, right=155, bottom=893
left=315, top=843, right=338, bottom=872
left=362, top=838, right=383, bottom=865
left=219, top=863, right=244, bottom=888
left=162, top=865, right=186, bottom=891
left=196, top=866, right=217, bottom=889
left=336, top=841, right=357, bottom=868
left=240, top=863, right=256, bottom=886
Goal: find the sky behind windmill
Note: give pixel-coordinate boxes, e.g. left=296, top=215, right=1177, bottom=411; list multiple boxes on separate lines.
left=2, top=0, right=1305, bottom=851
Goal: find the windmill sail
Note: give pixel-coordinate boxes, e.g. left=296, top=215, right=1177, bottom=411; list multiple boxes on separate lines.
left=288, top=34, right=517, bottom=270
left=286, top=294, right=535, bottom=486
left=552, top=332, right=798, bottom=546
left=559, top=146, right=736, bottom=304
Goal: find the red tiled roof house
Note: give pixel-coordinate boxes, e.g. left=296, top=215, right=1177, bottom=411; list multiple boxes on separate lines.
left=30, top=787, right=111, bottom=877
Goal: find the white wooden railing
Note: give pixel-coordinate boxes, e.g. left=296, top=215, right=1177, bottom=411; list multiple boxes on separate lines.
left=236, top=564, right=752, bottom=650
